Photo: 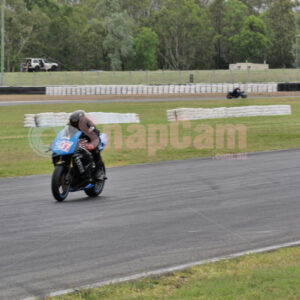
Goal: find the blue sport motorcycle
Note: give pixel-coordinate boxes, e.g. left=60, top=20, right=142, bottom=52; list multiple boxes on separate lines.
left=51, top=125, right=107, bottom=202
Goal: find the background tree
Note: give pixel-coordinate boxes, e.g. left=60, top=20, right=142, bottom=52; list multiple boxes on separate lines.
left=129, top=27, right=159, bottom=70
left=103, top=12, right=135, bottom=70
left=264, top=0, right=295, bottom=67
left=209, top=0, right=226, bottom=69
left=1, top=0, right=300, bottom=71
left=153, top=0, right=215, bottom=69
left=4, top=0, right=42, bottom=71
left=223, top=0, right=249, bottom=63
left=121, top=0, right=165, bottom=24
left=231, top=15, right=270, bottom=63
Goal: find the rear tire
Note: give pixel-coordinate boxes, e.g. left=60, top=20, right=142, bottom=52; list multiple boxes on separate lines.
left=51, top=165, right=70, bottom=202
left=34, top=66, right=40, bottom=72
left=84, top=164, right=106, bottom=197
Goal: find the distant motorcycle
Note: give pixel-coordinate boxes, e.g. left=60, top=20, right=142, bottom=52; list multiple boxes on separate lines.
left=226, top=88, right=247, bottom=99
left=51, top=125, right=107, bottom=202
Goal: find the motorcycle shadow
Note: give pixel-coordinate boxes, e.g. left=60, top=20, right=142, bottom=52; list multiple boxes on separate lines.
left=54, top=195, right=110, bottom=204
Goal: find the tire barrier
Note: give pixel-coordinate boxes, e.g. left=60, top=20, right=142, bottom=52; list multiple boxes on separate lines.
left=46, top=83, right=278, bottom=96
left=167, top=105, right=291, bottom=121
left=0, top=82, right=295, bottom=95
left=277, top=82, right=300, bottom=91
left=24, top=112, right=140, bottom=128
left=0, top=86, right=46, bottom=94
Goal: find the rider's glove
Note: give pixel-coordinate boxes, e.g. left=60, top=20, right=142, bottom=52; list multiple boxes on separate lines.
left=85, top=143, right=95, bottom=151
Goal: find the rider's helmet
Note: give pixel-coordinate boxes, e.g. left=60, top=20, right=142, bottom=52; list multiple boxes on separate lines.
left=69, top=110, right=85, bottom=128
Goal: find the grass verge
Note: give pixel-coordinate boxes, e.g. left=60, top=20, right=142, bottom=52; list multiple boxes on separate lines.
left=3, top=69, right=300, bottom=86
left=48, top=246, right=300, bottom=300
left=1, top=97, right=300, bottom=178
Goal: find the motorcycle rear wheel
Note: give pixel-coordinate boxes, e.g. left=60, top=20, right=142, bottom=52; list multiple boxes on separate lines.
left=51, top=165, right=70, bottom=202
left=84, top=164, right=106, bottom=197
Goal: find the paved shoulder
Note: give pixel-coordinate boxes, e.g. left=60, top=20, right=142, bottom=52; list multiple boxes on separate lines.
left=0, top=150, right=300, bottom=299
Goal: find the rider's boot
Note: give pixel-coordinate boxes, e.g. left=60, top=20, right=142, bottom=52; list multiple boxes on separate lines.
left=93, top=156, right=107, bottom=181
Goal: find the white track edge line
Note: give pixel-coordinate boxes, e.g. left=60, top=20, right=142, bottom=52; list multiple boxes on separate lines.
left=20, top=240, right=300, bottom=300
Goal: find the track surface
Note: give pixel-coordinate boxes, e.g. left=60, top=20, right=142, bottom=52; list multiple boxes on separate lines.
left=1, top=94, right=300, bottom=106
left=0, top=97, right=223, bottom=106
left=1, top=150, right=300, bottom=299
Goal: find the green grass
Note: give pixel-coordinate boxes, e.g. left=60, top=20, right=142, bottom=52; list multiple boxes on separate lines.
left=3, top=68, right=300, bottom=86
left=48, top=246, right=300, bottom=300
left=1, top=97, right=300, bottom=178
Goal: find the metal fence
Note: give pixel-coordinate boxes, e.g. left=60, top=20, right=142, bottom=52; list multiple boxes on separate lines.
left=2, top=69, right=300, bottom=87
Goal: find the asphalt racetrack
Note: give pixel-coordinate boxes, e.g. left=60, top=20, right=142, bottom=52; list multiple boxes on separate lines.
left=0, top=150, right=300, bottom=299
left=1, top=93, right=300, bottom=106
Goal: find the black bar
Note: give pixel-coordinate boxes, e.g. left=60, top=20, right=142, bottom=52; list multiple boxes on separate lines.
left=0, top=87, right=46, bottom=95
left=277, top=82, right=300, bottom=92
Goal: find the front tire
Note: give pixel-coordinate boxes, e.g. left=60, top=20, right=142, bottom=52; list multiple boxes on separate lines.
left=51, top=165, right=70, bottom=202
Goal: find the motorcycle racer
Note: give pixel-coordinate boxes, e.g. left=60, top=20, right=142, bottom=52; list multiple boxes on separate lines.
left=68, top=110, right=106, bottom=181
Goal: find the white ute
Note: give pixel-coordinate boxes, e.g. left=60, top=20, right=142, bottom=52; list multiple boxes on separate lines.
left=23, top=58, right=59, bottom=72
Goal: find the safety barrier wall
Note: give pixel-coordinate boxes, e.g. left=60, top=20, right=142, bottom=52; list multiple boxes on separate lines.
left=277, top=82, right=300, bottom=91
left=167, top=105, right=291, bottom=121
left=24, top=112, right=140, bottom=128
left=46, top=83, right=278, bottom=96
left=3, top=82, right=300, bottom=95
left=0, top=87, right=46, bottom=94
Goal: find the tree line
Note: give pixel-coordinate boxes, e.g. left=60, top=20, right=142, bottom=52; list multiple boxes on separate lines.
left=2, top=0, right=299, bottom=71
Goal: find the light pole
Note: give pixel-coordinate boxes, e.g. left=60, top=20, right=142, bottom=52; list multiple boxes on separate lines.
left=296, top=34, right=300, bottom=69
left=1, top=0, right=4, bottom=86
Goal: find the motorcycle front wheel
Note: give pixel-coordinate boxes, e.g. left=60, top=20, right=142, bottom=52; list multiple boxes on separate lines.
left=51, top=165, right=70, bottom=202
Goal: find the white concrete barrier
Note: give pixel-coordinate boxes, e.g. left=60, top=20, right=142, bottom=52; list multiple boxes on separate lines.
left=46, top=83, right=278, bottom=96
left=24, top=112, right=140, bottom=128
left=24, top=114, right=36, bottom=128
left=167, top=105, right=291, bottom=121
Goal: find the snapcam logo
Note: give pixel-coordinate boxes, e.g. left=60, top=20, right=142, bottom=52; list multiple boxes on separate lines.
left=28, top=127, right=61, bottom=158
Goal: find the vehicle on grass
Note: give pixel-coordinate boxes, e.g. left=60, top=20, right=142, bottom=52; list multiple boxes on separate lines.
left=226, top=88, right=247, bottom=99
left=51, top=125, right=107, bottom=202
left=23, top=58, right=59, bottom=72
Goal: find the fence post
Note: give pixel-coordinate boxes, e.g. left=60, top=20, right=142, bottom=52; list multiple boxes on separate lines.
left=113, top=71, right=116, bottom=84
left=247, top=68, right=250, bottom=83
left=162, top=70, right=165, bottom=84
left=65, top=72, right=68, bottom=85
left=129, top=71, right=132, bottom=85
left=196, top=70, right=199, bottom=83
left=81, top=71, right=84, bottom=85
left=212, top=69, right=216, bottom=83
left=49, top=72, right=53, bottom=86
left=230, top=69, right=234, bottom=84
left=97, top=71, right=100, bottom=85
left=179, top=70, right=182, bottom=84
left=265, top=69, right=268, bottom=82
left=146, top=70, right=149, bottom=85
left=18, top=72, right=21, bottom=87
left=33, top=72, right=36, bottom=87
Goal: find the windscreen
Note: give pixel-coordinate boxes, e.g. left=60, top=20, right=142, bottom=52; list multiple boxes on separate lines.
left=60, top=125, right=79, bottom=139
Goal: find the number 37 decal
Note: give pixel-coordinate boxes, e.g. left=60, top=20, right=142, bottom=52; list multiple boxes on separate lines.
left=59, top=141, right=73, bottom=152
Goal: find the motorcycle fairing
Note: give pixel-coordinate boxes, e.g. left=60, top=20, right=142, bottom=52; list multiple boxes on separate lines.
left=52, top=129, right=82, bottom=156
